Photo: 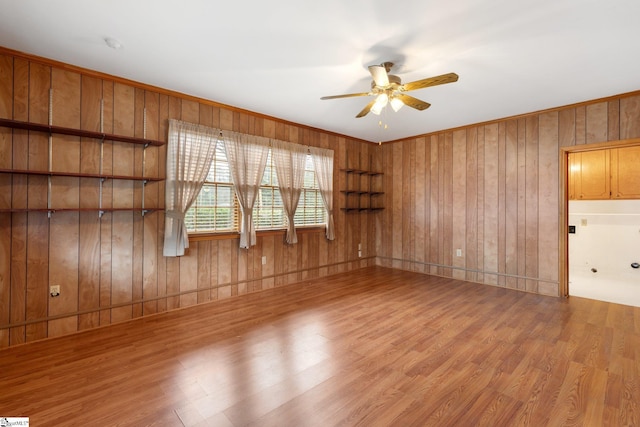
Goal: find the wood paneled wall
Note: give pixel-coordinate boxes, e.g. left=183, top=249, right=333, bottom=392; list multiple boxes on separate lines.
left=0, top=50, right=378, bottom=348
left=377, top=95, right=640, bottom=296
left=2, top=47, right=639, bottom=349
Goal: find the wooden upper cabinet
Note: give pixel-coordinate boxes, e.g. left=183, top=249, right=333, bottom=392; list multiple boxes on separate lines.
left=611, top=145, right=640, bottom=199
left=569, top=145, right=640, bottom=200
left=571, top=150, right=611, bottom=200
left=568, top=153, right=577, bottom=200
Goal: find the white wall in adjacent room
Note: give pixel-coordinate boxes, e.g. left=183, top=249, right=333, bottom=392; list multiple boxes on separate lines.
left=569, top=200, right=640, bottom=307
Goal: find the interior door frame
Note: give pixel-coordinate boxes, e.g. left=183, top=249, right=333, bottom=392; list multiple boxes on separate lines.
left=559, top=137, right=640, bottom=297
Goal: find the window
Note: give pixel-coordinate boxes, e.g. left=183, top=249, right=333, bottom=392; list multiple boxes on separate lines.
left=295, top=154, right=327, bottom=226
left=254, top=150, right=285, bottom=229
left=184, top=142, right=238, bottom=232
left=186, top=144, right=326, bottom=234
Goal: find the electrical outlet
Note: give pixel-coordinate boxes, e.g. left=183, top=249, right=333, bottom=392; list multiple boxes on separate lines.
left=261, top=256, right=267, bottom=265
left=358, top=250, right=362, bottom=258
left=456, top=249, right=462, bottom=257
left=50, top=285, right=60, bottom=297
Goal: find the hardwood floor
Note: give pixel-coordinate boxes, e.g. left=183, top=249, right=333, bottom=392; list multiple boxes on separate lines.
left=1, top=266, right=639, bottom=426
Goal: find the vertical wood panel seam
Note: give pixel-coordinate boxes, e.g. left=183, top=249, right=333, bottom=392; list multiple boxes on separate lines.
left=46, top=66, right=53, bottom=335
left=77, top=76, right=82, bottom=330
left=478, top=127, right=483, bottom=277
left=9, top=56, right=16, bottom=342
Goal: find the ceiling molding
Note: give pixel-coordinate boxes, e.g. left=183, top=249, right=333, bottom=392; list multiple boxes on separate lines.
left=0, top=45, right=375, bottom=145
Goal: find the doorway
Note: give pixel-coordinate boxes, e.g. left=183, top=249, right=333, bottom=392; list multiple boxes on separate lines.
left=560, top=139, right=640, bottom=304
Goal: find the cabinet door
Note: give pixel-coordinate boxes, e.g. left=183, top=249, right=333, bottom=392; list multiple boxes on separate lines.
left=611, top=145, right=640, bottom=199
left=574, top=150, right=611, bottom=200
left=568, top=153, right=577, bottom=200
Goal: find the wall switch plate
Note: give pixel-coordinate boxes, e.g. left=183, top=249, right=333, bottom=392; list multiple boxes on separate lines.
left=568, top=225, right=576, bottom=234
left=50, top=285, right=60, bottom=297
left=456, top=249, right=462, bottom=257
left=261, top=256, right=267, bottom=265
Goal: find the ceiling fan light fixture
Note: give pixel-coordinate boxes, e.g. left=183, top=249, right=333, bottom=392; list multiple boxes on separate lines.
left=390, top=97, right=404, bottom=112
left=371, top=93, right=388, bottom=115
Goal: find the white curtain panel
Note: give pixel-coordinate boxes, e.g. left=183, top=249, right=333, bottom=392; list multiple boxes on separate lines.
left=223, top=132, right=270, bottom=249
left=272, top=139, right=307, bottom=244
left=163, top=119, right=219, bottom=257
left=309, top=146, right=335, bottom=240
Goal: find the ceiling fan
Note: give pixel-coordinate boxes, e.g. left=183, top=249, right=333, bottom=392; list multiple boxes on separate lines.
left=321, top=62, right=458, bottom=118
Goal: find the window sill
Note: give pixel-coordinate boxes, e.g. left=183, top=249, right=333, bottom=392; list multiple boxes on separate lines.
left=188, top=226, right=326, bottom=242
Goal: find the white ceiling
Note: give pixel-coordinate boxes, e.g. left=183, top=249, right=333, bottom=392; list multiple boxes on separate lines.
left=1, top=0, right=639, bottom=143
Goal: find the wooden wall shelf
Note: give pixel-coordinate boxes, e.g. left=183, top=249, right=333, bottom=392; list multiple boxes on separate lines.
left=340, top=167, right=384, bottom=212
left=0, top=208, right=162, bottom=216
left=0, top=168, right=163, bottom=182
left=0, top=118, right=164, bottom=146
left=341, top=168, right=375, bottom=174
left=0, top=117, right=165, bottom=217
left=341, top=207, right=385, bottom=212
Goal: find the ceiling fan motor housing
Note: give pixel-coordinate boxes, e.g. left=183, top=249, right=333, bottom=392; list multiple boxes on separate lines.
left=371, top=74, right=402, bottom=90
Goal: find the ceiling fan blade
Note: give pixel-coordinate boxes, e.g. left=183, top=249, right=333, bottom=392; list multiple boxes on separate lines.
left=321, top=92, right=370, bottom=100
left=394, top=94, right=431, bottom=111
left=402, top=72, right=459, bottom=92
left=368, top=65, right=389, bottom=87
left=356, top=100, right=377, bottom=118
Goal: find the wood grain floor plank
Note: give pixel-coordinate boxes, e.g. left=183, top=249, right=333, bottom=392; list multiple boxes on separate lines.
left=1, top=266, right=639, bottom=426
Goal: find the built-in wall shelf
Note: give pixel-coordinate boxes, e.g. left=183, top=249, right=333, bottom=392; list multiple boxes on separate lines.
left=341, top=207, right=385, bottom=212
left=0, top=168, right=163, bottom=182
left=340, top=167, right=384, bottom=212
left=0, top=208, right=162, bottom=217
left=0, top=114, right=165, bottom=217
left=341, top=168, right=386, bottom=176
left=0, top=118, right=164, bottom=146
